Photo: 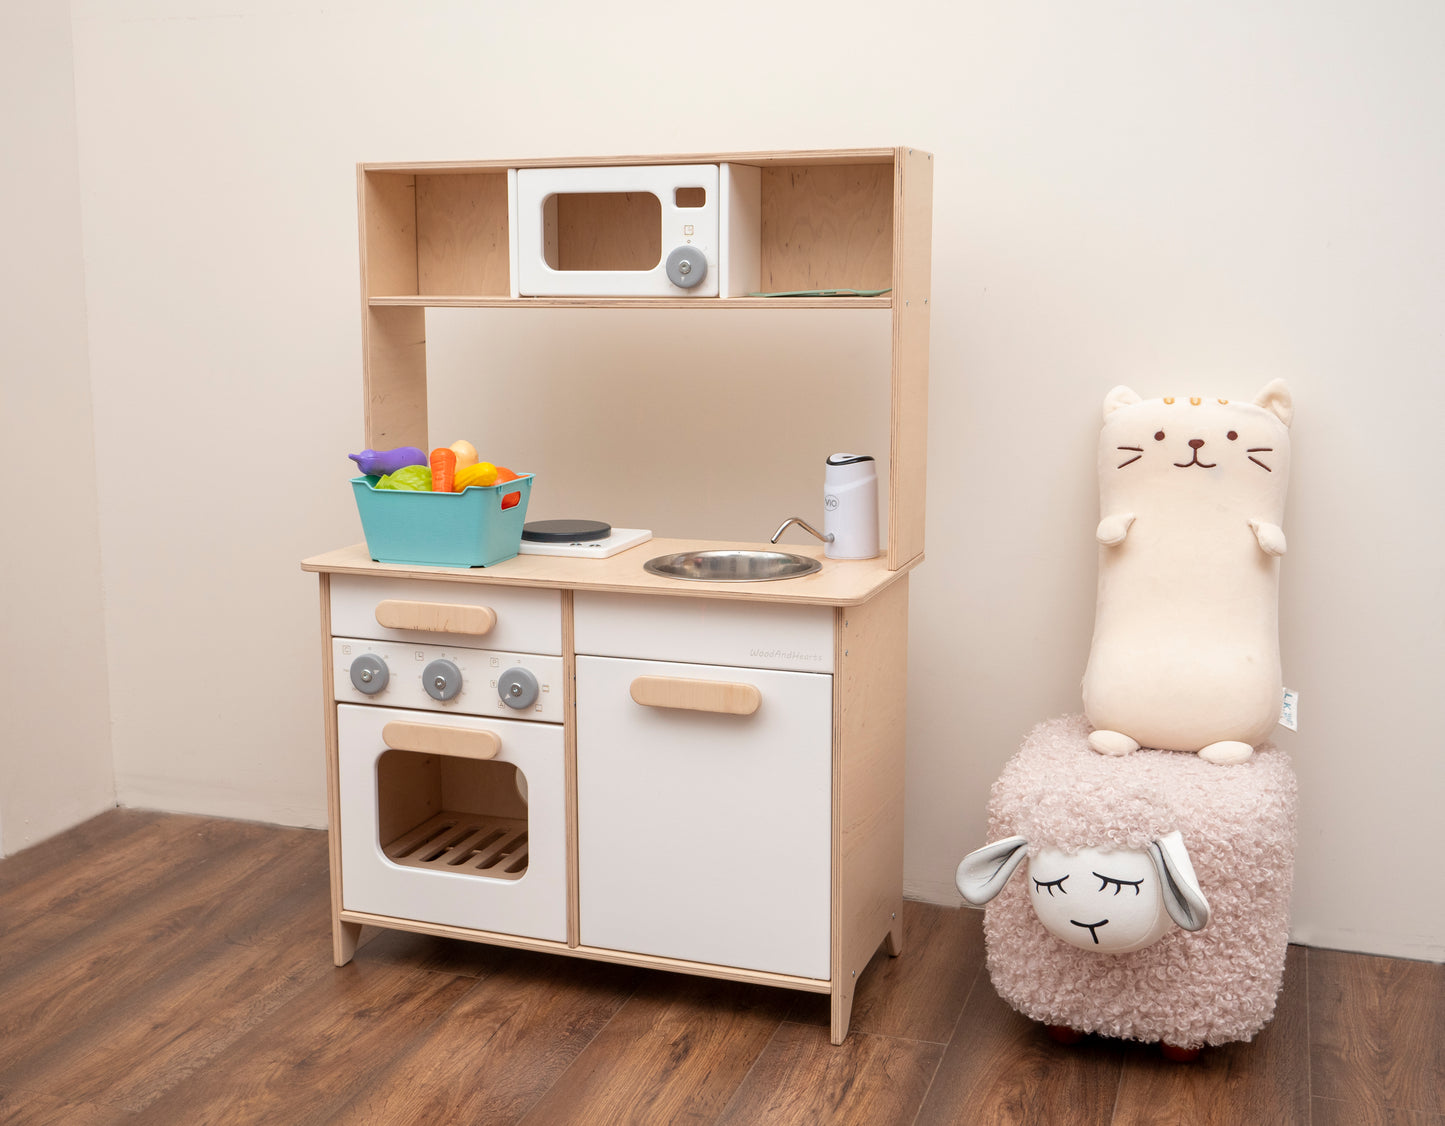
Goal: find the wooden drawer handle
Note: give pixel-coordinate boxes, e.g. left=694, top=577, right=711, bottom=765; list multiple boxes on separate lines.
left=375, top=599, right=496, bottom=636
left=629, top=676, right=761, bottom=716
left=382, top=721, right=501, bottom=761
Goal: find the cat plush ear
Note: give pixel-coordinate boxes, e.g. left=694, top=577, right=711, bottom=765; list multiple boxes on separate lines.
left=1253, top=380, right=1293, bottom=428
left=1103, top=386, right=1142, bottom=420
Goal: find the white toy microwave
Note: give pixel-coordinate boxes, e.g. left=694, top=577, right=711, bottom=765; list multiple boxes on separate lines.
left=510, top=163, right=761, bottom=298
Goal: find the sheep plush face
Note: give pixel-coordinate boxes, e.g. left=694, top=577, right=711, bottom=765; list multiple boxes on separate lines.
left=1027, top=846, right=1175, bottom=953
left=956, top=831, right=1210, bottom=955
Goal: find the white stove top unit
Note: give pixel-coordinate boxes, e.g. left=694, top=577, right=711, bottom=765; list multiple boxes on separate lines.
left=516, top=528, right=653, bottom=559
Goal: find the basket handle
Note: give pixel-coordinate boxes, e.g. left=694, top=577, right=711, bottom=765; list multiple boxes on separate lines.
left=629, top=676, right=761, bottom=716
left=382, top=721, right=500, bottom=761
left=375, top=599, right=496, bottom=636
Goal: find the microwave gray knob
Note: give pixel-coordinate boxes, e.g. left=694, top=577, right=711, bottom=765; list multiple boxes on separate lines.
left=423, top=658, right=463, bottom=702
left=348, top=653, right=390, bottom=696
left=498, top=666, right=540, bottom=710
left=665, top=246, right=707, bottom=289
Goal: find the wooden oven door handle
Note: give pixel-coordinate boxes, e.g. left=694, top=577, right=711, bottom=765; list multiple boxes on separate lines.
left=381, top=721, right=501, bottom=761
left=374, top=599, right=497, bottom=636
left=629, top=676, right=761, bottom=716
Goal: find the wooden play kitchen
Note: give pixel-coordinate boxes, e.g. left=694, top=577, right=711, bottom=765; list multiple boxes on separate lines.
left=302, top=147, right=932, bottom=1043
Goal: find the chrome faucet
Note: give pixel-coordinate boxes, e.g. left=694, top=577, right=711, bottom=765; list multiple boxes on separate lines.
left=770, top=516, right=833, bottom=546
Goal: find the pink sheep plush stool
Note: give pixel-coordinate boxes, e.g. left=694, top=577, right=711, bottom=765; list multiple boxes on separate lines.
left=957, top=716, right=1298, bottom=1056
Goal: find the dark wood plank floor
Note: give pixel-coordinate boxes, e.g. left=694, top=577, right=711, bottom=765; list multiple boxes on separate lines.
left=0, top=810, right=1439, bottom=1125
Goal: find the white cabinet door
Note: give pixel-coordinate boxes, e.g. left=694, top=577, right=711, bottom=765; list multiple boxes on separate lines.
left=576, top=656, right=832, bottom=979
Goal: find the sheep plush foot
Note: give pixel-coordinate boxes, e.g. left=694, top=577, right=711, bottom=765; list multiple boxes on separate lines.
left=1198, top=740, right=1254, bottom=765
left=1160, top=1042, right=1202, bottom=1063
left=1087, top=730, right=1140, bottom=756
left=1044, top=1024, right=1085, bottom=1045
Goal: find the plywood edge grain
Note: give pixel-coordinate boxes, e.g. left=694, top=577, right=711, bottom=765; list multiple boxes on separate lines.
left=830, top=576, right=910, bottom=1043
left=358, top=149, right=900, bottom=174
left=301, top=541, right=921, bottom=608
left=335, top=910, right=832, bottom=991
left=888, top=146, right=934, bottom=570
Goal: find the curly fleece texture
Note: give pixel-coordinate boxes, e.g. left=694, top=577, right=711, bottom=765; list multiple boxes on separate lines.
left=982, top=715, right=1297, bottom=1048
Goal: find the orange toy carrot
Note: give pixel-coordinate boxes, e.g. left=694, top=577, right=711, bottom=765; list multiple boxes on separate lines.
left=429, top=447, right=457, bottom=493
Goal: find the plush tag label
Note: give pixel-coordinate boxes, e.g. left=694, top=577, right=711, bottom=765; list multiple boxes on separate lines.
left=1279, top=687, right=1299, bottom=731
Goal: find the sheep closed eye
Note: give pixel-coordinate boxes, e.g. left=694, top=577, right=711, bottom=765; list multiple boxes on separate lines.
left=1094, top=872, right=1143, bottom=895
left=1033, top=875, right=1069, bottom=896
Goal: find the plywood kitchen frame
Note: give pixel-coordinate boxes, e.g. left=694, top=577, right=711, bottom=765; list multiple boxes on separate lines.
left=309, top=147, right=932, bottom=1044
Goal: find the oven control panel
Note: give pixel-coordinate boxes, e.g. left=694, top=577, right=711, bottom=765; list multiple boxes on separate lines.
left=333, top=638, right=564, bottom=723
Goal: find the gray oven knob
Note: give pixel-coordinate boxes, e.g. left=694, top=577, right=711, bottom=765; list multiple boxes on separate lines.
left=498, top=666, right=540, bottom=710
left=422, top=658, right=463, bottom=702
left=665, top=245, right=707, bottom=289
left=348, top=653, right=390, bottom=696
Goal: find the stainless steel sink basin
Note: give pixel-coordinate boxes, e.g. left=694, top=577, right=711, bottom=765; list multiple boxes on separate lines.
left=643, top=549, right=822, bottom=583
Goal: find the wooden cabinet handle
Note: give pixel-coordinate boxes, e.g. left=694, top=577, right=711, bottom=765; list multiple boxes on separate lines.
left=629, top=676, right=761, bottom=716
left=375, top=599, right=496, bottom=636
left=381, top=721, right=501, bottom=761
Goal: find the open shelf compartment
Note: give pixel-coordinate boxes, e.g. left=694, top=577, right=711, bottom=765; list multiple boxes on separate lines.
left=363, top=169, right=512, bottom=299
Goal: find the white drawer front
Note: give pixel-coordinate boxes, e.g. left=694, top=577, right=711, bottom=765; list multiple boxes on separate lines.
left=337, top=705, right=566, bottom=941
left=330, top=575, right=561, bottom=654
left=576, top=655, right=832, bottom=979
left=574, top=592, right=834, bottom=673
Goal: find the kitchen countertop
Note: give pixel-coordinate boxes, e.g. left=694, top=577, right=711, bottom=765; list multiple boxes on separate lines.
left=301, top=539, right=919, bottom=607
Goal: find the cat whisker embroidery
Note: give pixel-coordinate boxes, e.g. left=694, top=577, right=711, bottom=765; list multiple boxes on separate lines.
left=1116, top=446, right=1143, bottom=468
left=1247, top=448, right=1274, bottom=471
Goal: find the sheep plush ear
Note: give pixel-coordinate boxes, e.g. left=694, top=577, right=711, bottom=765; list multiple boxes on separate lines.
left=1147, top=831, right=1211, bottom=932
left=956, top=836, right=1029, bottom=906
left=1102, top=385, right=1142, bottom=420
left=1253, top=379, right=1294, bottom=428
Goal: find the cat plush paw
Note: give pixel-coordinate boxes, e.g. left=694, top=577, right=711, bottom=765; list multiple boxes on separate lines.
left=1248, top=519, right=1287, bottom=556
left=1088, top=730, right=1140, bottom=756
left=1198, top=740, right=1254, bottom=765
left=1096, top=513, right=1136, bottom=546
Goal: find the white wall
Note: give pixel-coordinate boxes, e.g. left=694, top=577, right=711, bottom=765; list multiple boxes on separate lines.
left=0, top=0, right=115, bottom=855
left=24, top=0, right=1441, bottom=958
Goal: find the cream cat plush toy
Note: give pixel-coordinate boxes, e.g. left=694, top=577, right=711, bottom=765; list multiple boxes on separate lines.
left=1083, top=381, right=1293, bottom=765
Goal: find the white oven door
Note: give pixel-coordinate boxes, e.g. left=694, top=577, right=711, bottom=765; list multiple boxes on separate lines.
left=337, top=704, right=566, bottom=942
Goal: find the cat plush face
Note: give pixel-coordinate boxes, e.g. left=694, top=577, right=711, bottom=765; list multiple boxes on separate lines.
left=1099, top=380, right=1293, bottom=511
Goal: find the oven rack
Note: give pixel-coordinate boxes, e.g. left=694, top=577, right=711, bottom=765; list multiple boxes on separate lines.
left=383, top=812, right=529, bottom=880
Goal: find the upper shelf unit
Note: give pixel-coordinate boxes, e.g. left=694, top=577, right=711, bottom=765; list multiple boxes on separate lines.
left=359, top=148, right=921, bottom=308
left=355, top=147, right=932, bottom=571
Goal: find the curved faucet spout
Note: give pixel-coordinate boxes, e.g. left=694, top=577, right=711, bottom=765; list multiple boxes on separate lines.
left=771, top=516, right=833, bottom=545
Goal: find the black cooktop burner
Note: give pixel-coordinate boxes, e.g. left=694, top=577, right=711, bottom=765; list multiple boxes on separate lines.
left=521, top=519, right=613, bottom=544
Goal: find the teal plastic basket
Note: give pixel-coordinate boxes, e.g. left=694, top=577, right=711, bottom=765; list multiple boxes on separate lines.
left=350, top=474, right=533, bottom=567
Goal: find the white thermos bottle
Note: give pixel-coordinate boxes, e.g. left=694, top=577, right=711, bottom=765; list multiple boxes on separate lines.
left=823, top=453, right=879, bottom=560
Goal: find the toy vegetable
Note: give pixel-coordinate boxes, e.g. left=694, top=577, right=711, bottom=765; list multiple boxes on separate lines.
left=373, top=465, right=432, bottom=490
left=495, top=466, right=523, bottom=509
left=449, top=440, right=479, bottom=470
left=454, top=462, right=499, bottom=490
left=430, top=448, right=457, bottom=493
left=349, top=446, right=427, bottom=476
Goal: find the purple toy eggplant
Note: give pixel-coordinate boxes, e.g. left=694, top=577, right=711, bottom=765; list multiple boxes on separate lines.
left=348, top=446, right=428, bottom=475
